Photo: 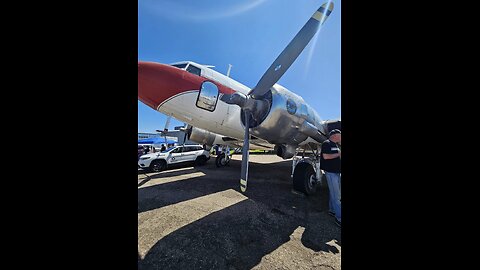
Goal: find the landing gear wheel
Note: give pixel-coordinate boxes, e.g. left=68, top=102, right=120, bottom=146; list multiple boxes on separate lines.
left=292, top=162, right=317, bottom=195
left=215, top=153, right=230, bottom=167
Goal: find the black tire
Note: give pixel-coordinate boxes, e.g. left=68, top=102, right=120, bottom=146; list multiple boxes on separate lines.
left=292, top=162, right=317, bottom=195
left=150, top=160, right=166, bottom=172
left=215, top=153, right=229, bottom=167
left=195, top=155, right=207, bottom=166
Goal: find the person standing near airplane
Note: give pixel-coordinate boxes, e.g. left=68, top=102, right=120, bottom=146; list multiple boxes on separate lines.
left=320, top=129, right=341, bottom=227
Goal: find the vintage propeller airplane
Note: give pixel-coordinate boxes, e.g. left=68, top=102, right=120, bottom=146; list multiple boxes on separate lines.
left=138, top=2, right=340, bottom=194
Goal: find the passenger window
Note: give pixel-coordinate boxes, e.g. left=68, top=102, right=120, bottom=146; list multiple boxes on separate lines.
left=186, top=65, right=201, bottom=76
left=196, top=81, right=219, bottom=112
left=171, top=147, right=182, bottom=153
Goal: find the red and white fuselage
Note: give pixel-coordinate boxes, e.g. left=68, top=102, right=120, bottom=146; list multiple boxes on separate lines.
left=138, top=60, right=327, bottom=150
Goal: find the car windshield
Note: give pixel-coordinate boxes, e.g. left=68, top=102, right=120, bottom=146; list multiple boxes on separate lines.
left=162, top=147, right=176, bottom=153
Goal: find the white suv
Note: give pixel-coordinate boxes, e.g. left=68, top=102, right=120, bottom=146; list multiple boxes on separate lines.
left=138, top=145, right=210, bottom=172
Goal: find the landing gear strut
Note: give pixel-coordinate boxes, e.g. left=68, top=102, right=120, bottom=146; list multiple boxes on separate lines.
left=215, top=146, right=231, bottom=167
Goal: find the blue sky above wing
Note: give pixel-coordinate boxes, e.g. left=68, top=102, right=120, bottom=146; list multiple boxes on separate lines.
left=138, top=0, right=340, bottom=133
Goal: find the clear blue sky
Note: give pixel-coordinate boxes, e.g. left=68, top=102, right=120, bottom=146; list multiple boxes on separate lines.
left=138, top=0, right=341, bottom=133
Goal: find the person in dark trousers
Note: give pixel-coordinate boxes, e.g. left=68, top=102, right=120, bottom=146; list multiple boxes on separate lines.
left=320, top=129, right=341, bottom=227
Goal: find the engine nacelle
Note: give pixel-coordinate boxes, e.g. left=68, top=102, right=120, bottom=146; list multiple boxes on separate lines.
left=188, top=126, right=224, bottom=147
left=274, top=144, right=297, bottom=159
left=324, top=119, right=341, bottom=133
left=247, top=84, right=328, bottom=146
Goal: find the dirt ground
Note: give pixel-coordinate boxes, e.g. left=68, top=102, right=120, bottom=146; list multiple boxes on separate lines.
left=138, top=154, right=341, bottom=270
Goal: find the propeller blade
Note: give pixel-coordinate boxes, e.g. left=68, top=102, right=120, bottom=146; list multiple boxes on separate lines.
left=178, top=123, right=190, bottom=145
left=248, top=2, right=334, bottom=97
left=240, top=110, right=250, bottom=192
left=164, top=114, right=172, bottom=132
left=183, top=130, right=188, bottom=145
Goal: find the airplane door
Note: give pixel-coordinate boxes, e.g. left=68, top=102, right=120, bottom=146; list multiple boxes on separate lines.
left=168, top=147, right=183, bottom=164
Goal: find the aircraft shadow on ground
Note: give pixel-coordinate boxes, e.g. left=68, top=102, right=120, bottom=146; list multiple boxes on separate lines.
left=138, top=167, right=199, bottom=187
left=138, top=158, right=340, bottom=269
left=138, top=158, right=294, bottom=213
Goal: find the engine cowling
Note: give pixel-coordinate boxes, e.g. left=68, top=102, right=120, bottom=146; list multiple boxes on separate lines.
left=324, top=119, right=341, bottom=133
left=274, top=144, right=297, bottom=159
left=245, top=84, right=328, bottom=146
left=188, top=126, right=225, bottom=147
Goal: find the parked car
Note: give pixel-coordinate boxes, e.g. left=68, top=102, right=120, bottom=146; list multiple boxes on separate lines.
left=138, top=145, right=210, bottom=172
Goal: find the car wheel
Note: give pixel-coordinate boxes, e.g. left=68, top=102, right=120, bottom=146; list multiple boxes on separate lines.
left=195, top=156, right=207, bottom=166
left=150, top=160, right=166, bottom=172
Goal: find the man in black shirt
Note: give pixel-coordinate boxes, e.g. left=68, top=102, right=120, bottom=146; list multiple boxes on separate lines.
left=320, top=129, right=341, bottom=227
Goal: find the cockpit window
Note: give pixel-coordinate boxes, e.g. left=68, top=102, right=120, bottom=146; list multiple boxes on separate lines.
left=186, top=65, right=201, bottom=76
left=171, top=63, right=187, bottom=70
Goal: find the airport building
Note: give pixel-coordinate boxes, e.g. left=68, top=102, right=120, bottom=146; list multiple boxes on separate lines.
left=138, top=132, right=161, bottom=140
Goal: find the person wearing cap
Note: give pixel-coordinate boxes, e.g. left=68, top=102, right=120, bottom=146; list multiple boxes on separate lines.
left=320, top=129, right=341, bottom=227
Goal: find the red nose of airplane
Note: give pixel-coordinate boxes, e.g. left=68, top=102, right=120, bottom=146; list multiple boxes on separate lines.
left=138, top=61, right=198, bottom=109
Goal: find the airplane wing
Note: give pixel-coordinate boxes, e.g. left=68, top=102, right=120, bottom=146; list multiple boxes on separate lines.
left=185, top=124, right=275, bottom=151
left=221, top=136, right=274, bottom=151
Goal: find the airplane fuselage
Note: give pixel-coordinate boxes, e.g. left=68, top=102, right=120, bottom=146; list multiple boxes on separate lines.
left=138, top=61, right=326, bottom=148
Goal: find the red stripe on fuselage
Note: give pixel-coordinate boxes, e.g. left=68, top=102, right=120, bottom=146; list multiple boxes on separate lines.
left=138, top=61, right=236, bottom=110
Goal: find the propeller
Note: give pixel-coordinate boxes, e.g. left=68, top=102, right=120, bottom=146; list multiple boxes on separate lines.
left=163, top=115, right=171, bottom=134
left=156, top=114, right=172, bottom=145
left=179, top=123, right=190, bottom=146
left=240, top=110, right=250, bottom=192
left=221, top=2, right=334, bottom=192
